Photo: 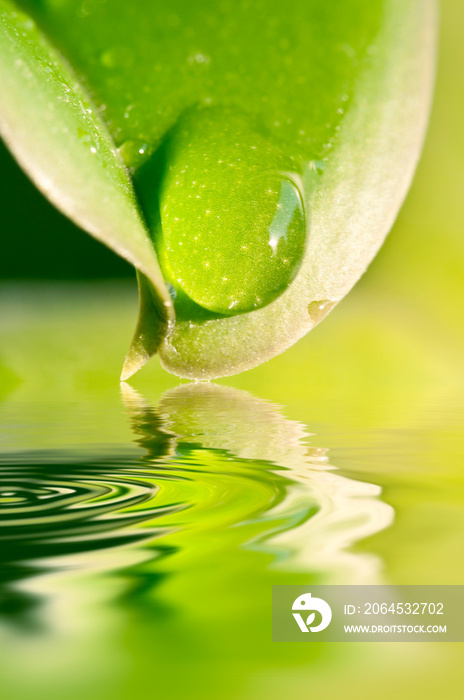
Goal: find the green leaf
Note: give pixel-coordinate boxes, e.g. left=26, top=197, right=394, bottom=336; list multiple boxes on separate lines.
left=0, top=0, right=436, bottom=379
left=0, top=0, right=173, bottom=378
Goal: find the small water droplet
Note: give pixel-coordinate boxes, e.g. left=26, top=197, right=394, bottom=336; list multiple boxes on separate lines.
left=307, top=300, right=336, bottom=324
left=118, top=140, right=149, bottom=169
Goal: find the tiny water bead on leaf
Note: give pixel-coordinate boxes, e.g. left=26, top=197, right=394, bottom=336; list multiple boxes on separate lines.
left=139, top=108, right=307, bottom=316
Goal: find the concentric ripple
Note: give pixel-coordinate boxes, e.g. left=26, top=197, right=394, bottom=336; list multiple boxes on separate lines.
left=0, top=451, right=185, bottom=556
left=0, top=384, right=393, bottom=627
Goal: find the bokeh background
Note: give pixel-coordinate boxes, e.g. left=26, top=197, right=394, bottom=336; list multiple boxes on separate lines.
left=1, top=1, right=463, bottom=699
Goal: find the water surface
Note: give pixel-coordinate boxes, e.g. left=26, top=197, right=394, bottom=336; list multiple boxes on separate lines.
left=1, top=283, right=464, bottom=700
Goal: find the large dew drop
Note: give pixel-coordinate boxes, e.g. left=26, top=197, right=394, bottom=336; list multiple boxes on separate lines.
left=141, top=107, right=307, bottom=316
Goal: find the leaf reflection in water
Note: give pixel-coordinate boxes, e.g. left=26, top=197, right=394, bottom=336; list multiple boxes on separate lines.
left=126, top=383, right=394, bottom=584
left=0, top=383, right=393, bottom=630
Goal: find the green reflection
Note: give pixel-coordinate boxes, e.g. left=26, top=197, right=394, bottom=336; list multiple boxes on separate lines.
left=0, top=371, right=462, bottom=700
left=0, top=382, right=392, bottom=637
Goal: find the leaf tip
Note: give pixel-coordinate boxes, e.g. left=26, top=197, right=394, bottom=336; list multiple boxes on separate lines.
left=120, top=348, right=150, bottom=381
left=120, top=364, right=133, bottom=382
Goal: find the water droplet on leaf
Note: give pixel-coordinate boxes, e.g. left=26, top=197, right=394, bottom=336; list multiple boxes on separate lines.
left=118, top=139, right=149, bottom=169
left=137, top=107, right=307, bottom=317
left=307, top=300, right=336, bottom=324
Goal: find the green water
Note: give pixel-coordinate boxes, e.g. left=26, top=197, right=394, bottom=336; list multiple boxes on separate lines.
left=0, top=282, right=463, bottom=700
